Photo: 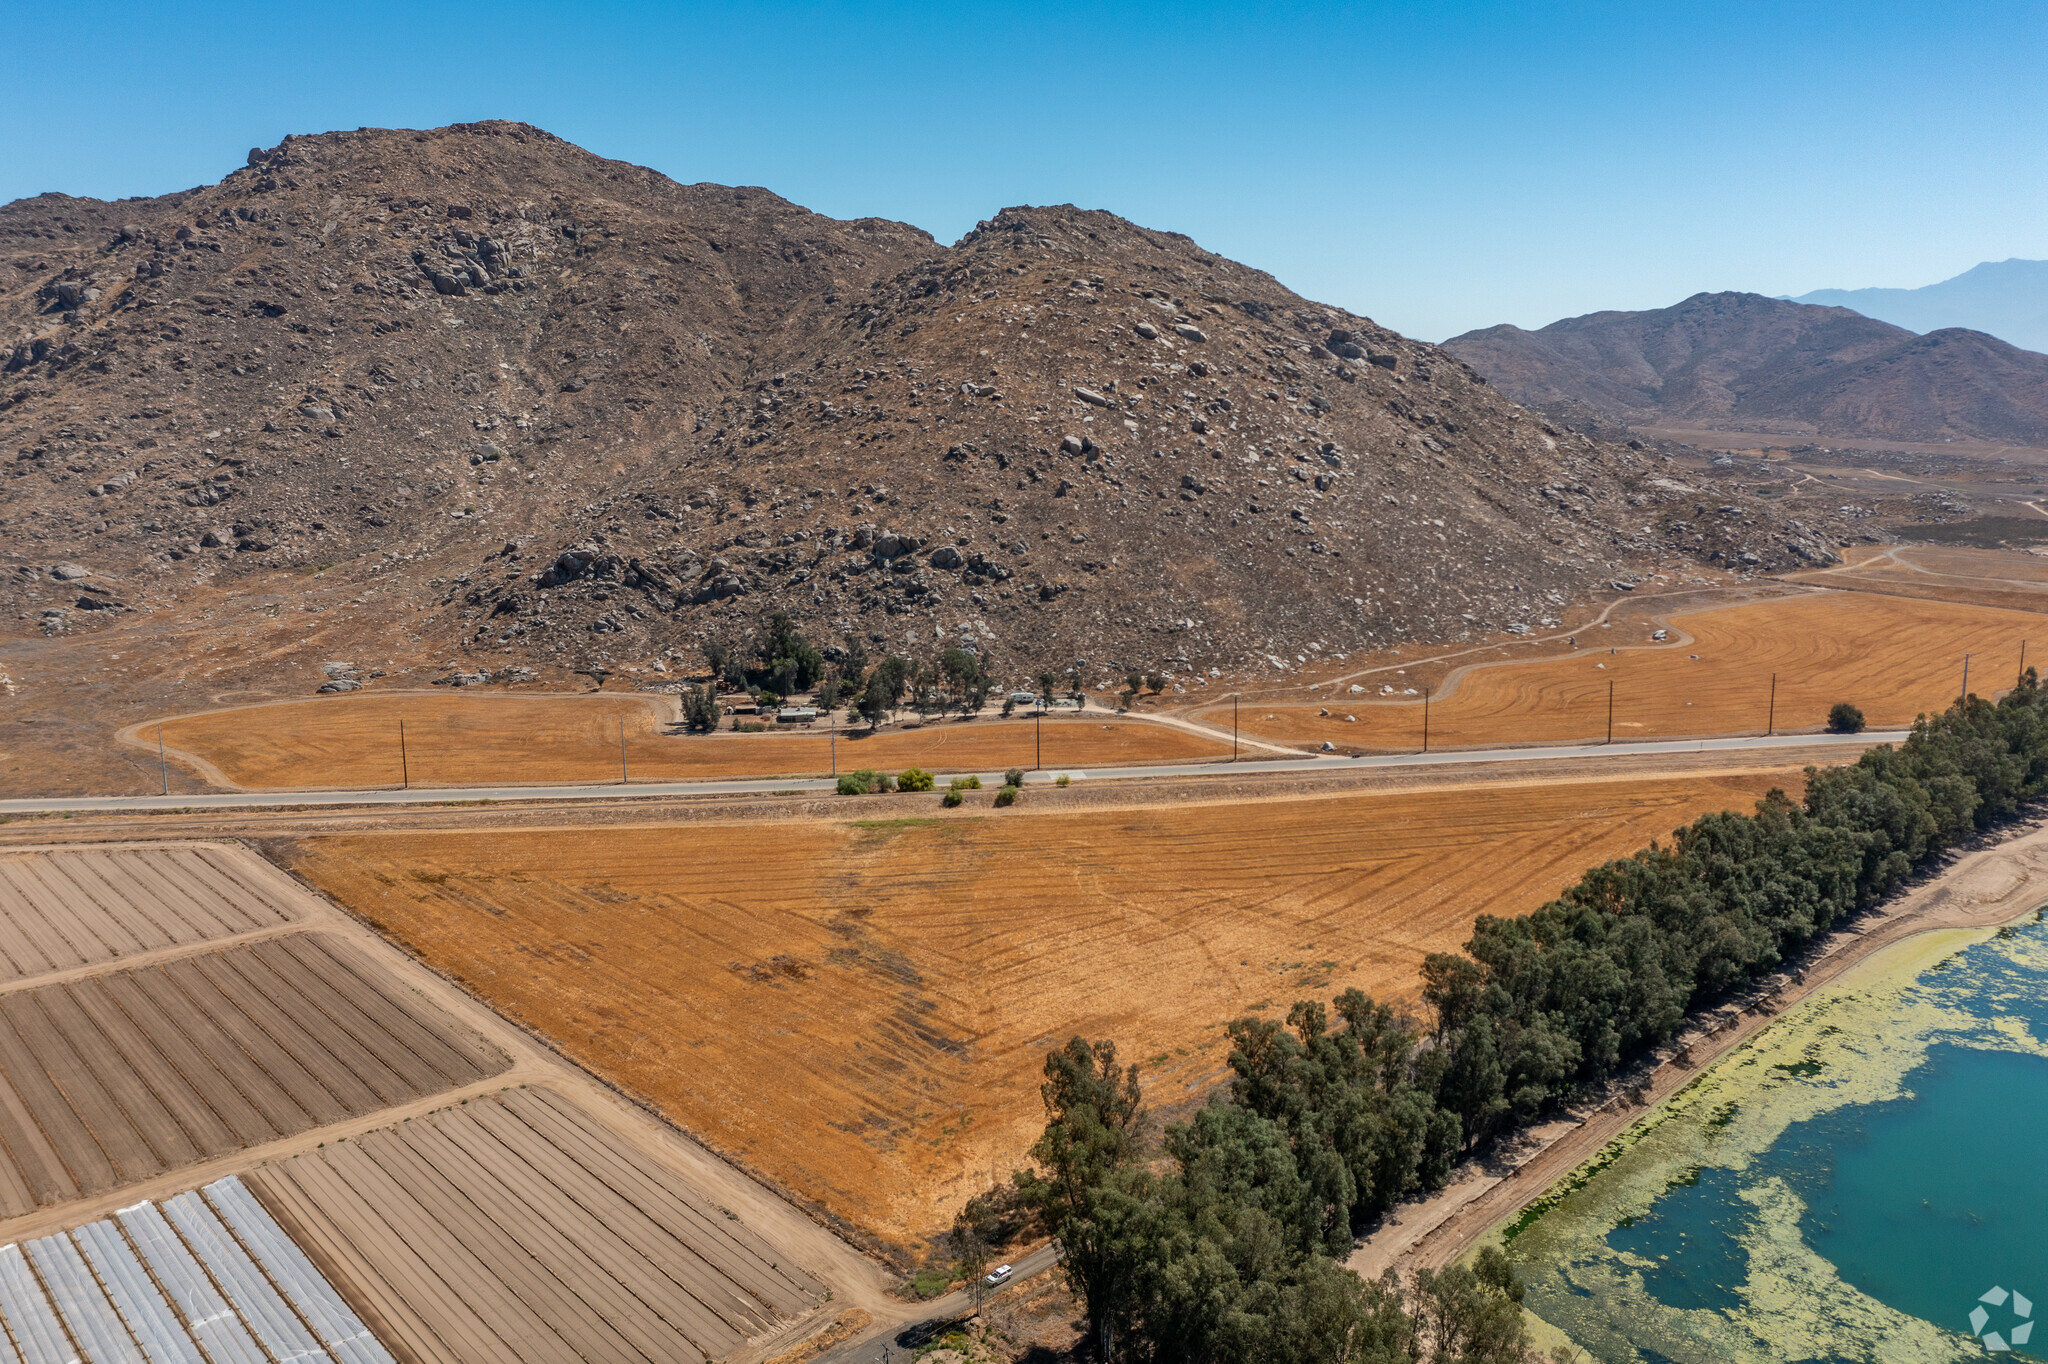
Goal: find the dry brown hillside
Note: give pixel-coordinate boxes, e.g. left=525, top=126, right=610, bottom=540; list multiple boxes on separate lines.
left=0, top=123, right=1834, bottom=784
left=1447, top=291, right=2048, bottom=445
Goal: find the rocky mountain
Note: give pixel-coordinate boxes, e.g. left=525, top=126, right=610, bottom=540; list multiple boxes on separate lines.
left=0, top=123, right=1833, bottom=697
left=1445, top=292, right=2048, bottom=447
left=1792, top=258, right=2048, bottom=356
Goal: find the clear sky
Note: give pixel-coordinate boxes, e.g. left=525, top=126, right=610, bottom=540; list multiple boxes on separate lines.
left=5, top=1, right=2045, bottom=341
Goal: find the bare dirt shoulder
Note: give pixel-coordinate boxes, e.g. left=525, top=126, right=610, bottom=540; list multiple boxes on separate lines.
left=0, top=744, right=1849, bottom=850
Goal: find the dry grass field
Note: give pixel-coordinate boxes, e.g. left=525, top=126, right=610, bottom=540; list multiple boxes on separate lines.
left=0, top=841, right=871, bottom=1363
left=151, top=694, right=1229, bottom=791
left=1788, top=543, right=2048, bottom=613
left=1204, top=591, right=2038, bottom=750
left=287, top=767, right=1797, bottom=1250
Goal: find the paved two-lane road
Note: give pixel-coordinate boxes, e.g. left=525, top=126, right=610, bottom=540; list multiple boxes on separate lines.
left=0, top=731, right=1904, bottom=815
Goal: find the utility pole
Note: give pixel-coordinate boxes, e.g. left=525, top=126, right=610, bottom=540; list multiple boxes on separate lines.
left=157, top=724, right=168, bottom=796
left=1232, top=693, right=1240, bottom=761
left=1421, top=686, right=1431, bottom=754
left=1767, top=673, right=1776, bottom=737
left=399, top=719, right=410, bottom=790
left=620, top=718, right=628, bottom=785
left=1606, top=679, right=1615, bottom=745
left=2021, top=640, right=2029, bottom=688
left=831, top=724, right=838, bottom=776
left=1035, top=712, right=1042, bottom=770
left=1960, top=652, right=1971, bottom=709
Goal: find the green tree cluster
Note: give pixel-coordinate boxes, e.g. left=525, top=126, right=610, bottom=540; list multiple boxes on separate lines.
left=679, top=685, right=721, bottom=733
left=700, top=614, right=826, bottom=699
left=1011, top=1038, right=1528, bottom=1364
left=998, top=679, right=2048, bottom=1363
left=755, top=612, right=825, bottom=696
left=857, top=656, right=911, bottom=728
left=1434, top=676, right=2048, bottom=1141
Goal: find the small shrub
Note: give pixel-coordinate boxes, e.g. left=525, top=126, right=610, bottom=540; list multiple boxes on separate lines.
left=737, top=721, right=771, bottom=733
left=838, top=769, right=887, bottom=795
left=1056, top=773, right=1072, bottom=788
left=942, top=788, right=964, bottom=807
left=1004, top=767, right=1025, bottom=788
left=903, top=1267, right=953, bottom=1300
left=1827, top=702, right=1867, bottom=734
left=994, top=784, right=1020, bottom=807
left=949, top=775, right=982, bottom=790
left=898, top=767, right=935, bottom=792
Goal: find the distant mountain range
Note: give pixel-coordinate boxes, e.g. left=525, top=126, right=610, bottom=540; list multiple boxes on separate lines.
left=1445, top=292, right=2048, bottom=447
left=1790, top=258, right=2048, bottom=355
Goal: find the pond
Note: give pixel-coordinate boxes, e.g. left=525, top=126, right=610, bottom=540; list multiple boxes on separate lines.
left=1503, top=912, right=2048, bottom=1362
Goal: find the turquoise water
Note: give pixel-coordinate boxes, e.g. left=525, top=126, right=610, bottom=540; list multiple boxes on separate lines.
left=1514, top=915, right=2048, bottom=1362
left=1612, top=1044, right=2048, bottom=1341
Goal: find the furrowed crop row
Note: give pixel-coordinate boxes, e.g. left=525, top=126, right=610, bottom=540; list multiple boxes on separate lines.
left=0, top=936, right=506, bottom=1216
left=245, top=1089, right=823, bottom=1364
left=0, top=848, right=298, bottom=985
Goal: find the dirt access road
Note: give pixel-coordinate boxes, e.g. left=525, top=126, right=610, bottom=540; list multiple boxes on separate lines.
left=0, top=841, right=899, bottom=1363
left=1200, top=589, right=2037, bottom=750
left=1350, top=814, right=2048, bottom=1282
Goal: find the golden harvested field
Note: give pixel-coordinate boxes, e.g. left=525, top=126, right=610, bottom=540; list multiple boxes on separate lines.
left=1205, top=591, right=2039, bottom=749
left=152, top=693, right=1229, bottom=790
left=1789, top=543, right=2048, bottom=613
left=288, top=767, right=1794, bottom=1250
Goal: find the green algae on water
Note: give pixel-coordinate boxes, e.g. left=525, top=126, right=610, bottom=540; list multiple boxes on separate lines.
left=1493, top=919, right=2048, bottom=1363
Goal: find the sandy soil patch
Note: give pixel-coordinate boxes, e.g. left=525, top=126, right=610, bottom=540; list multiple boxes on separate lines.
left=285, top=768, right=1797, bottom=1251
left=1200, top=591, right=2036, bottom=749
left=148, top=693, right=1230, bottom=791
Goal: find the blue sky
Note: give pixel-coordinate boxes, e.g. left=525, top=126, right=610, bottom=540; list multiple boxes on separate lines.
left=6, top=1, right=2045, bottom=340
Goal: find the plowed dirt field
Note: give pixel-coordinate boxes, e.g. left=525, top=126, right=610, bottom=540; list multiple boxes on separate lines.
left=287, top=768, right=1797, bottom=1250
left=251, top=1087, right=825, bottom=1364
left=1206, top=591, right=2037, bottom=749
left=0, top=933, right=506, bottom=1215
left=0, top=845, right=301, bottom=983
left=150, top=694, right=1229, bottom=791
